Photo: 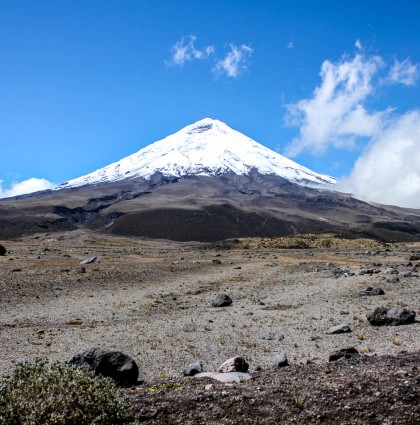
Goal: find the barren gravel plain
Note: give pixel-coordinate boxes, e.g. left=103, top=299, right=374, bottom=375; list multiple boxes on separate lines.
left=0, top=231, right=419, bottom=423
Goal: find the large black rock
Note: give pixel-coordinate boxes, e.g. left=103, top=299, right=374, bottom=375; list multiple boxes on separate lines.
left=68, top=347, right=139, bottom=386
left=0, top=245, right=6, bottom=256
left=367, top=306, right=416, bottom=326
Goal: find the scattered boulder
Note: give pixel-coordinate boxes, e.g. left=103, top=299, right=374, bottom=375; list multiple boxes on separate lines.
left=384, top=267, right=398, bottom=275
left=384, top=276, right=400, bottom=283
left=68, top=347, right=139, bottom=386
left=359, top=287, right=385, bottom=296
left=269, top=353, right=289, bottom=369
left=211, top=293, right=232, bottom=307
left=212, top=259, right=222, bottom=265
left=333, top=268, right=355, bottom=278
left=329, top=347, right=359, bottom=362
left=367, top=306, right=416, bottom=326
left=218, top=356, right=249, bottom=373
left=80, top=256, right=98, bottom=265
left=408, top=254, right=420, bottom=261
left=265, top=332, right=285, bottom=341
left=76, top=266, right=86, bottom=273
left=183, top=361, right=204, bottom=377
left=359, top=269, right=380, bottom=275
left=0, top=245, right=6, bottom=256
left=327, top=323, right=352, bottom=334
left=194, top=372, right=251, bottom=383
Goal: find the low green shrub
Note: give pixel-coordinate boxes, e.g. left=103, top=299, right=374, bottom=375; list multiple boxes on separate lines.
left=0, top=358, right=131, bottom=425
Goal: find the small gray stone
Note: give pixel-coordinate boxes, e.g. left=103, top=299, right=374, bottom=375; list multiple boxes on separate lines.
left=266, top=332, right=285, bottom=341
left=212, top=293, right=232, bottom=307
left=384, top=276, right=400, bottom=283
left=218, top=356, right=249, bottom=373
left=138, top=408, right=158, bottom=421
left=408, top=254, right=420, bottom=261
left=183, top=361, right=204, bottom=376
left=194, top=372, right=251, bottom=383
left=80, top=256, right=98, bottom=264
left=327, top=323, right=351, bottom=334
left=269, top=353, right=289, bottom=369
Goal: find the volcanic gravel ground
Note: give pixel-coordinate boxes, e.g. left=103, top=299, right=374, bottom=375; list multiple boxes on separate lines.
left=0, top=231, right=419, bottom=423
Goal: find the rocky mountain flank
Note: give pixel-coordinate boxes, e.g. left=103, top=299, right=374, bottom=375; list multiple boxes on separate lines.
left=0, top=171, right=419, bottom=241
left=1, top=119, right=420, bottom=241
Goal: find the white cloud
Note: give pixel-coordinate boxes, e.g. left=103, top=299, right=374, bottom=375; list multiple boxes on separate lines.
left=0, top=178, right=54, bottom=199
left=387, top=59, right=419, bottom=86
left=166, top=35, right=214, bottom=66
left=213, top=44, right=253, bottom=78
left=355, top=39, right=362, bottom=51
left=339, top=110, right=420, bottom=208
left=287, top=41, right=294, bottom=49
left=284, top=49, right=420, bottom=207
left=285, top=53, right=385, bottom=156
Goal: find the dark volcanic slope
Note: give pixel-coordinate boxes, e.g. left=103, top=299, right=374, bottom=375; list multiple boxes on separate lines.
left=1, top=172, right=420, bottom=241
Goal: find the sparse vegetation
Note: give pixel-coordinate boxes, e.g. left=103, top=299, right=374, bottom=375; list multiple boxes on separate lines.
left=261, top=303, right=299, bottom=311
left=0, top=359, right=131, bottom=425
left=231, top=233, right=386, bottom=249
left=148, top=382, right=182, bottom=391
left=66, top=318, right=83, bottom=325
left=293, top=396, right=306, bottom=410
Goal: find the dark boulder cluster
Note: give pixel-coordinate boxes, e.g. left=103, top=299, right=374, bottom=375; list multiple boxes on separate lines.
left=367, top=306, right=416, bottom=326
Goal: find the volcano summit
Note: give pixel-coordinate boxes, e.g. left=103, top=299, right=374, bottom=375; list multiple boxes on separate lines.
left=57, top=118, right=337, bottom=189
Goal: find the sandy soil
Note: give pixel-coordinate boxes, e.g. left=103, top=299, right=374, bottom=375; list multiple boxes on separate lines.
left=1, top=231, right=418, bottom=379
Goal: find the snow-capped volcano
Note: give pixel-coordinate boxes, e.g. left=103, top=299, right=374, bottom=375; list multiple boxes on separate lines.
left=57, top=118, right=337, bottom=189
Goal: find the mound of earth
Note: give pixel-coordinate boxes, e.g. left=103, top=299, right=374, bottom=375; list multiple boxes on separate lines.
left=125, top=351, right=419, bottom=424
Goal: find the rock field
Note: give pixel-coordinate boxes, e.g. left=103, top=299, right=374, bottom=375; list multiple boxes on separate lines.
left=0, top=230, right=419, bottom=423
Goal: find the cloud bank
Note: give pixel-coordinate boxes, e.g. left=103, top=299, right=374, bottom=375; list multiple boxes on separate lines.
left=339, top=111, right=420, bottom=208
left=285, top=54, right=386, bottom=156
left=0, top=178, right=54, bottom=199
left=285, top=48, right=420, bottom=208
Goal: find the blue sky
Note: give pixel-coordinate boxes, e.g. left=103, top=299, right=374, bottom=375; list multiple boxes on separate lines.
left=0, top=1, right=419, bottom=206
